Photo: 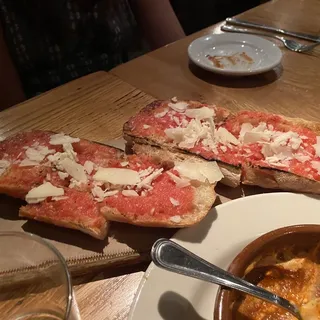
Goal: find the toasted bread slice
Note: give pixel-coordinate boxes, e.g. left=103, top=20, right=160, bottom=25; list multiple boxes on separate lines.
left=0, top=130, right=220, bottom=237
left=100, top=182, right=215, bottom=228
left=125, top=100, right=320, bottom=194
left=123, top=100, right=241, bottom=187
left=0, top=165, right=51, bottom=199
left=226, top=111, right=320, bottom=194
left=100, top=180, right=216, bottom=228
left=19, top=189, right=108, bottom=240
left=123, top=99, right=232, bottom=155
left=100, top=143, right=218, bottom=227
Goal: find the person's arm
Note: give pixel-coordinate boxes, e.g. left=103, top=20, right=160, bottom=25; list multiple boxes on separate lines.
left=0, top=23, right=26, bottom=110
left=129, top=0, right=185, bottom=50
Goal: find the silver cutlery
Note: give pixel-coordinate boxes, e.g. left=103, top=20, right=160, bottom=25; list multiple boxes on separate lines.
left=151, top=238, right=302, bottom=320
left=221, top=25, right=320, bottom=53
left=226, top=17, right=320, bottom=43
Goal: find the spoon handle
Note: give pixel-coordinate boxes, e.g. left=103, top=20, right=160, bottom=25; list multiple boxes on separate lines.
left=151, top=239, right=301, bottom=320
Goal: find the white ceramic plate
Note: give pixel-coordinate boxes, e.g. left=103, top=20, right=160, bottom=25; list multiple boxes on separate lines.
left=129, top=193, right=320, bottom=320
left=188, top=33, right=282, bottom=76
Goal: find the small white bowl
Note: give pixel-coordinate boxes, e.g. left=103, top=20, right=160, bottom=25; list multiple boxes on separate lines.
left=188, top=33, right=282, bottom=76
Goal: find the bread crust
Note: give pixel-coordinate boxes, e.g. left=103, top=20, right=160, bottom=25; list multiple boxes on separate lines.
left=281, top=115, right=320, bottom=135
left=19, top=207, right=109, bottom=240
left=132, top=142, right=207, bottom=166
left=100, top=182, right=216, bottom=227
left=242, top=164, right=320, bottom=194
left=218, top=162, right=241, bottom=187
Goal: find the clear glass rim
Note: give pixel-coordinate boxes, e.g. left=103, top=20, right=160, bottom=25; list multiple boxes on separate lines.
left=0, top=231, right=73, bottom=319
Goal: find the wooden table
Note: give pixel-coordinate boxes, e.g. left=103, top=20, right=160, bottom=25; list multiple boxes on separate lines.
left=75, top=270, right=144, bottom=320
left=3, top=0, right=320, bottom=319
left=112, top=0, right=320, bottom=122
left=0, top=71, right=153, bottom=320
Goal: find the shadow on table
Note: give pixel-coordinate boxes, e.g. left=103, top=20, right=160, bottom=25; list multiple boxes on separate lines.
left=174, top=199, right=218, bottom=244
left=303, top=49, right=320, bottom=58
left=22, top=221, right=107, bottom=253
left=109, top=222, right=176, bottom=252
left=188, top=61, right=282, bottom=88
left=216, top=184, right=278, bottom=200
left=0, top=195, right=24, bottom=221
left=158, top=291, right=206, bottom=320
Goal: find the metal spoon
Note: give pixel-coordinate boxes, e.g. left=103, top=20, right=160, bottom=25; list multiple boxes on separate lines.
left=151, top=239, right=302, bottom=320
left=221, top=25, right=320, bottom=53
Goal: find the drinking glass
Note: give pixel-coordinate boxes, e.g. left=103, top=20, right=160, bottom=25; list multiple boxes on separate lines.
left=0, top=232, right=72, bottom=320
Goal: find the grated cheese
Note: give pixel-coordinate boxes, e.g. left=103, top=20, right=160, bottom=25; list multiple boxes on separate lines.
left=154, top=108, right=168, bottom=118
left=52, top=196, right=68, bottom=201
left=138, top=167, right=154, bottom=178
left=59, top=158, right=87, bottom=183
left=92, top=186, right=119, bottom=202
left=165, top=119, right=208, bottom=149
left=169, top=197, right=180, bottom=206
left=93, top=168, right=140, bottom=185
left=239, top=123, right=254, bottom=141
left=185, top=107, right=215, bottom=120
left=171, top=96, right=178, bottom=103
left=216, top=127, right=239, bottom=146
left=25, top=145, right=55, bottom=162
left=241, top=122, right=309, bottom=165
left=19, top=159, right=40, bottom=167
left=58, top=171, right=69, bottom=180
left=174, top=160, right=223, bottom=183
left=122, top=190, right=139, bottom=197
left=169, top=215, right=182, bottom=223
left=243, top=131, right=271, bottom=144
left=173, top=116, right=180, bottom=126
left=25, top=182, right=64, bottom=204
left=104, top=190, right=119, bottom=197
left=137, top=168, right=163, bottom=190
left=62, top=143, right=78, bottom=161
left=84, top=160, right=94, bottom=175
left=167, top=171, right=190, bottom=188
left=220, top=146, right=227, bottom=152
left=49, top=133, right=80, bottom=145
left=91, top=185, right=105, bottom=201
left=168, top=101, right=189, bottom=112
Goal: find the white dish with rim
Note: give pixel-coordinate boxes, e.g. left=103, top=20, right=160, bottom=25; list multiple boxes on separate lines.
left=128, top=192, right=320, bottom=320
left=188, top=33, right=282, bottom=76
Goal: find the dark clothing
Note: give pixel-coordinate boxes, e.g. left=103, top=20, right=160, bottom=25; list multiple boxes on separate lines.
left=0, top=0, right=144, bottom=97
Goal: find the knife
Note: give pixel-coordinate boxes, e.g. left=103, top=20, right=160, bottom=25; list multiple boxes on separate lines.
left=226, top=17, right=320, bottom=42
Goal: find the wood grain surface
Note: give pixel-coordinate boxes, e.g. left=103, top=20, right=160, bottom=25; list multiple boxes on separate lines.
left=111, top=0, right=320, bottom=122
left=0, top=72, right=154, bottom=320
left=0, top=71, right=154, bottom=142
left=75, top=272, right=143, bottom=320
